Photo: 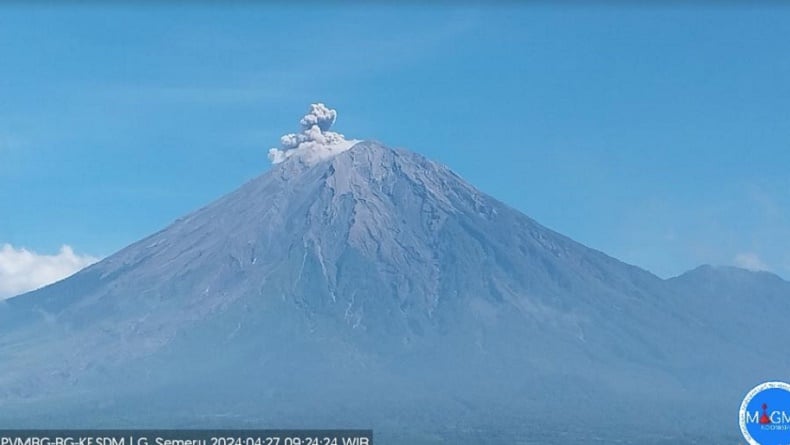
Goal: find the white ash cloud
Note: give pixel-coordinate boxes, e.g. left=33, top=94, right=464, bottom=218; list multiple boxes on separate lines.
left=268, top=103, right=358, bottom=165
left=733, top=252, right=770, bottom=272
left=299, top=103, right=336, bottom=131
left=0, top=243, right=99, bottom=299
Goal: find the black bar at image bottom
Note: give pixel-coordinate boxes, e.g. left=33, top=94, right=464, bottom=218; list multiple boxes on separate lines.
left=0, top=431, right=373, bottom=445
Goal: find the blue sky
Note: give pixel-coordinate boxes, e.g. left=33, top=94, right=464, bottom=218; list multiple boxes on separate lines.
left=1, top=3, right=789, bottom=292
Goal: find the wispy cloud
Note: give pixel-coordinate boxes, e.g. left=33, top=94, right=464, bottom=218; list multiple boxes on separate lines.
left=733, top=252, right=770, bottom=272
left=0, top=244, right=98, bottom=300
left=97, top=84, right=290, bottom=106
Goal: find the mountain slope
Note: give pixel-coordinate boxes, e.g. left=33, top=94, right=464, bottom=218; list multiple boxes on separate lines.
left=0, top=142, right=786, bottom=442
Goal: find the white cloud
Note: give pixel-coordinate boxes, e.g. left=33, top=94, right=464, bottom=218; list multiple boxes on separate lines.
left=268, top=103, right=359, bottom=165
left=733, top=252, right=770, bottom=272
left=0, top=244, right=99, bottom=299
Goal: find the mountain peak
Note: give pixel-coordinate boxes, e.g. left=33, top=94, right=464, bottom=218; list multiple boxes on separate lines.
left=672, top=263, right=787, bottom=284
left=4, top=109, right=789, bottom=438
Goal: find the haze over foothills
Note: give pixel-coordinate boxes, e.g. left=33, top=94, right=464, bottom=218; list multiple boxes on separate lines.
left=2, top=4, right=790, bottom=298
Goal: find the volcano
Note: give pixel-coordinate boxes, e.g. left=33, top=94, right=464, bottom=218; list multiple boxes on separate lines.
left=1, top=107, right=788, bottom=444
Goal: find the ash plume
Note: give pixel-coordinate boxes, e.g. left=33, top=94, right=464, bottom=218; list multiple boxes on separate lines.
left=268, top=103, right=358, bottom=165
